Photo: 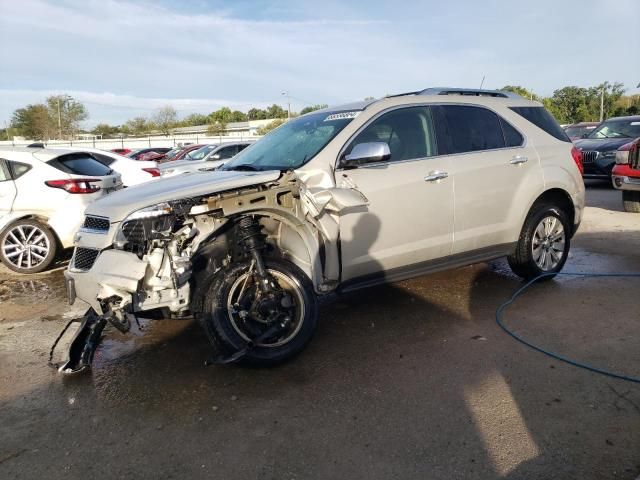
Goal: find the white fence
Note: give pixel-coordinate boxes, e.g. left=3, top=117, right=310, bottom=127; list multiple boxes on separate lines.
left=0, top=135, right=262, bottom=150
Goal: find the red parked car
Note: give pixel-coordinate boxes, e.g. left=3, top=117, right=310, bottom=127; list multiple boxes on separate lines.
left=111, top=148, right=132, bottom=156
left=611, top=138, right=640, bottom=212
left=159, top=144, right=207, bottom=163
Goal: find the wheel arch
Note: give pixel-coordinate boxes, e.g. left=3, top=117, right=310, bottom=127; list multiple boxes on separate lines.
left=0, top=213, right=62, bottom=246
left=527, top=188, right=576, bottom=236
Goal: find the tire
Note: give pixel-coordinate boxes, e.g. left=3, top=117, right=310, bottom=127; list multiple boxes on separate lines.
left=0, top=219, right=58, bottom=273
left=508, top=204, right=571, bottom=281
left=622, top=191, right=640, bottom=213
left=198, top=258, right=318, bottom=366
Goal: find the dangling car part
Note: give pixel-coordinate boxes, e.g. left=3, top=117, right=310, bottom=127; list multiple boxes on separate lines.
left=58, top=89, right=585, bottom=373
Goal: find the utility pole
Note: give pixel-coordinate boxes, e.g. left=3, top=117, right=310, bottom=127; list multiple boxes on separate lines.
left=57, top=97, right=63, bottom=139
left=599, top=87, right=605, bottom=122
left=282, top=91, right=290, bottom=120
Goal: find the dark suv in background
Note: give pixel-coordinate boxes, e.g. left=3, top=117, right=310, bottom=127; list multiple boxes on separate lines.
left=574, top=115, right=640, bottom=180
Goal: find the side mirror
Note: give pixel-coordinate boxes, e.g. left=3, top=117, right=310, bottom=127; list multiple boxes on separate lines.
left=341, top=142, right=391, bottom=167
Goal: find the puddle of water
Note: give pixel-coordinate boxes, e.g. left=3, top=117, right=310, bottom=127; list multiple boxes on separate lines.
left=0, top=272, right=67, bottom=304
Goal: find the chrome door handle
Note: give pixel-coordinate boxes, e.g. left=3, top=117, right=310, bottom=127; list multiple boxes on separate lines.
left=510, top=155, right=528, bottom=165
left=424, top=171, right=449, bottom=182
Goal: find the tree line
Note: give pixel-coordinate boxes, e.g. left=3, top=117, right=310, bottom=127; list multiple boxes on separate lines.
left=4, top=82, right=639, bottom=141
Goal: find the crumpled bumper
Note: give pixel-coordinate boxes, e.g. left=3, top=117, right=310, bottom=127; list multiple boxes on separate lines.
left=65, top=250, right=148, bottom=314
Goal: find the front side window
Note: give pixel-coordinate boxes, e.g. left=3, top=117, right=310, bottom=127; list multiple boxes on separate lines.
left=222, top=110, right=356, bottom=171
left=0, top=160, right=10, bottom=181
left=344, top=106, right=437, bottom=162
left=215, top=145, right=239, bottom=160
left=432, top=105, right=505, bottom=154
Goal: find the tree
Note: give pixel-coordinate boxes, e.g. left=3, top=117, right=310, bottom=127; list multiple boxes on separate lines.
left=546, top=86, right=591, bottom=124
left=256, top=119, right=286, bottom=135
left=181, top=113, right=208, bottom=126
left=91, top=123, right=121, bottom=138
left=500, top=86, right=540, bottom=101
left=153, top=106, right=177, bottom=136
left=10, top=104, right=52, bottom=140
left=125, top=116, right=152, bottom=136
left=206, top=121, right=226, bottom=136
left=247, top=108, right=268, bottom=120
left=586, top=82, right=625, bottom=121
left=46, top=95, right=88, bottom=139
left=266, top=104, right=287, bottom=119
left=300, top=104, right=328, bottom=115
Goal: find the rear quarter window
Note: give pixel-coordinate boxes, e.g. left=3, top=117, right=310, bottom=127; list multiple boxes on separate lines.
left=47, top=154, right=113, bottom=176
left=8, top=161, right=32, bottom=179
left=509, top=106, right=570, bottom=142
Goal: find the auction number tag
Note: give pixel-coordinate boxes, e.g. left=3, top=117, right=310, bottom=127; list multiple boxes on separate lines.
left=324, top=111, right=360, bottom=121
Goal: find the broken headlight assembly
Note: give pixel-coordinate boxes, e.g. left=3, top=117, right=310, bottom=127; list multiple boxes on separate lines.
left=114, top=201, right=182, bottom=252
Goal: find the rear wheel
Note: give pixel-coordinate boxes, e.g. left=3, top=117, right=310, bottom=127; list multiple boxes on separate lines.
left=0, top=219, right=58, bottom=273
left=622, top=190, right=640, bottom=213
left=199, top=258, right=318, bottom=366
left=508, top=204, right=570, bottom=281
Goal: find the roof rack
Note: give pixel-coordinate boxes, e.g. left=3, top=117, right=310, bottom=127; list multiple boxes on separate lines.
left=419, top=87, right=521, bottom=98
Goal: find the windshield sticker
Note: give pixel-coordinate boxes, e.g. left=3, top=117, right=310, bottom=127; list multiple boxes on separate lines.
left=324, top=111, right=360, bottom=122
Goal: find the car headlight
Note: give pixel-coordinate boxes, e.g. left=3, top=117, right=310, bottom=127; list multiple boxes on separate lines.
left=114, top=202, right=176, bottom=249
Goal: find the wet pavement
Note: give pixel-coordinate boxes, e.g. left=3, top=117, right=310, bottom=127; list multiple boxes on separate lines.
left=1, top=182, right=639, bottom=479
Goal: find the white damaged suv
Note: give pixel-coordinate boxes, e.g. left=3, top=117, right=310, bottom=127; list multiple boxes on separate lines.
left=61, top=88, right=585, bottom=372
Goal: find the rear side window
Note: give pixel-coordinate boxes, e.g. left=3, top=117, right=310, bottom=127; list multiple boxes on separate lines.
left=432, top=105, right=505, bottom=154
left=509, top=107, right=570, bottom=142
left=47, top=154, right=112, bottom=176
left=500, top=118, right=525, bottom=147
left=8, top=161, right=32, bottom=179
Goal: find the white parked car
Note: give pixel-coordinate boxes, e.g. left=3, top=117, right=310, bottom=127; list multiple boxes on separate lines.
left=0, top=147, right=122, bottom=273
left=160, top=142, right=253, bottom=177
left=63, top=88, right=584, bottom=372
left=48, top=146, right=160, bottom=187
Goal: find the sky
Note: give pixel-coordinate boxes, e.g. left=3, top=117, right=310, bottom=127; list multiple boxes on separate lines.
left=1, top=0, right=639, bottom=128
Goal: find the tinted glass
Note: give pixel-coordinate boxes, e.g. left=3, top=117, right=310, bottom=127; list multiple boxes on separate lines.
left=500, top=117, right=524, bottom=147
left=216, top=146, right=238, bottom=160
left=346, top=106, right=437, bottom=161
left=8, top=161, right=32, bottom=179
left=510, top=106, right=570, bottom=142
left=432, top=105, right=505, bottom=154
left=92, top=153, right=116, bottom=166
left=222, top=110, right=356, bottom=171
left=48, top=154, right=113, bottom=176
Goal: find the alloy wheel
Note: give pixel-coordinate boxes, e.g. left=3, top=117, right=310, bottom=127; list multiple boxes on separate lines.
left=2, top=224, right=51, bottom=270
left=531, top=215, right=566, bottom=271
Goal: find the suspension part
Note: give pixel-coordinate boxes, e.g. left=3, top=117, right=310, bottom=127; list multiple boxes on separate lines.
left=236, top=216, right=269, bottom=280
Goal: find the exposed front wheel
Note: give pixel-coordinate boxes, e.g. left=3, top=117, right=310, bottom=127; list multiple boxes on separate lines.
left=0, top=219, right=58, bottom=273
left=508, top=204, right=571, bottom=281
left=622, top=190, right=640, bottom=213
left=199, top=258, right=318, bottom=366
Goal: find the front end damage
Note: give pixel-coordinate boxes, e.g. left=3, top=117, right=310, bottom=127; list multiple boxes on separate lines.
left=58, top=171, right=367, bottom=373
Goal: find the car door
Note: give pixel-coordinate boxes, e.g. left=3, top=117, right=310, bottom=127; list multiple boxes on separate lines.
left=431, top=104, right=541, bottom=254
left=0, top=159, right=17, bottom=218
left=337, top=106, right=454, bottom=284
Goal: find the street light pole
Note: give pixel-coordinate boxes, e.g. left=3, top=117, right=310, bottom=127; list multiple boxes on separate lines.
left=281, top=91, right=290, bottom=120
left=599, top=87, right=605, bottom=122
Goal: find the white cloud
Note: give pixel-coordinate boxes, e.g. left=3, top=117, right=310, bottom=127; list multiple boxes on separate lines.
left=1, top=0, right=638, bottom=125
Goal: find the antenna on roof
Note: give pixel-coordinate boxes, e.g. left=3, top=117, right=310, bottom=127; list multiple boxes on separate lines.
left=479, top=76, right=486, bottom=89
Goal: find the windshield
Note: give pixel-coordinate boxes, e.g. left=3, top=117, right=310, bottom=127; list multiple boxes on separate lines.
left=186, top=145, right=215, bottom=161
left=221, top=110, right=357, bottom=171
left=565, top=126, right=595, bottom=138
left=587, top=119, right=640, bottom=139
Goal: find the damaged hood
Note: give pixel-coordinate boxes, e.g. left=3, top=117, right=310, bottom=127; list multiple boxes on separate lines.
left=86, top=169, right=281, bottom=222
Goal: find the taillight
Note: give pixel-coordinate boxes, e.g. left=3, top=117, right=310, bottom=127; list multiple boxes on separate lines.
left=571, top=146, right=583, bottom=174
left=45, top=179, right=101, bottom=194
left=142, top=167, right=160, bottom=177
